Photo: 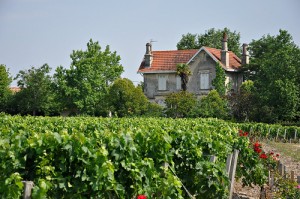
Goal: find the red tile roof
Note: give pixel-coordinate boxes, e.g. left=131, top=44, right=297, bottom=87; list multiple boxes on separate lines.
left=10, top=87, right=21, bottom=93
left=137, top=47, right=242, bottom=73
left=205, top=47, right=241, bottom=70
left=138, top=49, right=198, bottom=73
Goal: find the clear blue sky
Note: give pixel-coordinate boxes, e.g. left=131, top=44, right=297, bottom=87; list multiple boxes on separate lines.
left=1, top=0, right=299, bottom=86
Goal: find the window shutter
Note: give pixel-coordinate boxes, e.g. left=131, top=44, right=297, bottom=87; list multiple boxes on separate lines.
left=158, top=75, right=167, bottom=90
left=200, top=73, right=209, bottom=89
left=176, top=76, right=181, bottom=90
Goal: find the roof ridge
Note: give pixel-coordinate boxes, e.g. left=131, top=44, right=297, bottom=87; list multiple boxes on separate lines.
left=152, top=49, right=198, bottom=52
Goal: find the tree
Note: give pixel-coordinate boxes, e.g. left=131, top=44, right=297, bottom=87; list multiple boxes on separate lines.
left=197, top=90, right=228, bottom=119
left=54, top=39, right=124, bottom=116
left=177, top=28, right=241, bottom=56
left=176, top=63, right=191, bottom=91
left=108, top=78, right=148, bottom=117
left=0, top=64, right=12, bottom=112
left=247, top=30, right=300, bottom=122
left=165, top=91, right=197, bottom=118
left=228, top=80, right=255, bottom=121
left=212, top=62, right=226, bottom=96
left=14, top=64, right=58, bottom=115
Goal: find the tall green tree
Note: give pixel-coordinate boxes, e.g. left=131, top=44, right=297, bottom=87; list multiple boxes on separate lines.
left=176, top=63, right=191, bottom=91
left=54, top=39, right=124, bottom=116
left=0, top=64, right=12, bottom=112
left=177, top=28, right=241, bottom=56
left=247, top=29, right=300, bottom=122
left=14, top=64, right=57, bottom=115
left=108, top=78, right=148, bottom=117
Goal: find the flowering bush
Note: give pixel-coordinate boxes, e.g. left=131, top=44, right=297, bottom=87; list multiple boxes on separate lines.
left=235, top=130, right=279, bottom=187
left=235, top=130, right=268, bottom=186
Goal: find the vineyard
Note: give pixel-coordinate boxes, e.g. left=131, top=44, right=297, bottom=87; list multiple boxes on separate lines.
left=0, top=115, right=300, bottom=198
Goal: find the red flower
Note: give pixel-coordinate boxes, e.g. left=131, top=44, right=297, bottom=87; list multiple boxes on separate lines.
left=238, top=130, right=243, bottom=133
left=137, top=195, right=147, bottom=199
left=259, top=153, right=268, bottom=159
left=269, top=152, right=274, bottom=155
left=255, top=148, right=262, bottom=153
left=243, top=132, right=249, bottom=136
left=253, top=142, right=260, bottom=148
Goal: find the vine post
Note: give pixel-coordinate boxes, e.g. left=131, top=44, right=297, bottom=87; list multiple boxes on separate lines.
left=228, top=149, right=239, bottom=199
left=23, top=181, right=34, bottom=199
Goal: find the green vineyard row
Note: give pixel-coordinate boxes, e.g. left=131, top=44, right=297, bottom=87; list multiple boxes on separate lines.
left=0, top=116, right=299, bottom=198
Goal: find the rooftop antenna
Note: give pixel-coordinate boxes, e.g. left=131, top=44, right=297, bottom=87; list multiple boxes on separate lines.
left=150, top=39, right=157, bottom=44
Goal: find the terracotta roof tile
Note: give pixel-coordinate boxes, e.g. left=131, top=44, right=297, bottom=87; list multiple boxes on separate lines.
left=138, top=49, right=198, bottom=73
left=10, top=87, right=21, bottom=93
left=137, top=47, right=242, bottom=73
left=205, top=47, right=241, bottom=70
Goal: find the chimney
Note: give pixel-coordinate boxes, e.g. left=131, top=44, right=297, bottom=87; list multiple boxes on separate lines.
left=242, top=43, right=249, bottom=65
left=221, top=32, right=229, bottom=67
left=144, top=43, right=152, bottom=67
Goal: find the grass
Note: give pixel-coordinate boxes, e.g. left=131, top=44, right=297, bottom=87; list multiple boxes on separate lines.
left=263, top=140, right=300, bottom=162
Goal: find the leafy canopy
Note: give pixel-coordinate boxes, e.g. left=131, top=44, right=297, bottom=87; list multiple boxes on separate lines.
left=54, top=39, right=124, bottom=116
left=177, top=28, right=241, bottom=56
left=108, top=78, right=148, bottom=117
left=0, top=64, right=12, bottom=112
left=247, top=29, right=300, bottom=122
left=14, top=64, right=56, bottom=115
left=198, top=90, right=229, bottom=119
left=165, top=91, right=197, bottom=118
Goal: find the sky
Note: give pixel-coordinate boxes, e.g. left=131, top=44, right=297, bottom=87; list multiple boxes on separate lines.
left=1, top=0, right=300, bottom=86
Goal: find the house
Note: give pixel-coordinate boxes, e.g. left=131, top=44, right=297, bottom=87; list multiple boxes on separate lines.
left=9, top=87, right=21, bottom=93
left=137, top=33, right=249, bottom=104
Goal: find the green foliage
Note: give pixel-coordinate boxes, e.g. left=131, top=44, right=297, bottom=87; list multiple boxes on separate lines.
left=143, top=102, right=163, bottom=117
left=176, top=63, right=191, bottom=91
left=247, top=29, right=300, bottom=122
left=164, top=91, right=197, bottom=118
left=212, top=62, right=226, bottom=96
left=228, top=80, right=255, bottom=121
left=2, top=117, right=299, bottom=198
left=108, top=78, right=148, bottom=117
left=234, top=137, right=268, bottom=186
left=54, top=39, right=124, bottom=116
left=0, top=64, right=12, bottom=112
left=2, top=116, right=261, bottom=198
left=177, top=28, right=241, bottom=56
left=13, top=64, right=58, bottom=116
left=197, top=90, right=229, bottom=119
left=273, top=174, right=300, bottom=198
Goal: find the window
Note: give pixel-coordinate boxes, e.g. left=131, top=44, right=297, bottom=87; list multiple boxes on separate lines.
left=176, top=76, right=181, bottom=90
left=158, top=75, right=167, bottom=90
left=200, top=72, right=209, bottom=90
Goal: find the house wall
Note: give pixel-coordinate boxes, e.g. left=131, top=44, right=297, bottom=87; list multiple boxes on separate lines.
left=187, top=50, right=216, bottom=96
left=143, top=73, right=179, bottom=100
left=225, top=72, right=244, bottom=92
